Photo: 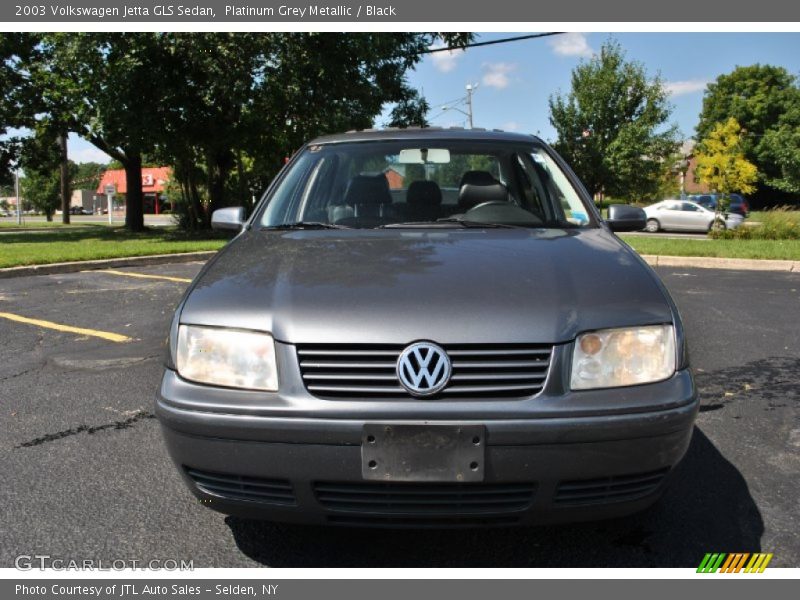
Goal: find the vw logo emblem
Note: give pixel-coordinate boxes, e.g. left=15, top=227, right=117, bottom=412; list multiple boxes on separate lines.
left=396, top=342, right=451, bottom=397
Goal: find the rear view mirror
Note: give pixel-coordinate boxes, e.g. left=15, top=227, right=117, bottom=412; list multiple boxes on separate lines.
left=606, top=204, right=646, bottom=232
left=211, top=206, right=246, bottom=231
left=398, top=148, right=451, bottom=164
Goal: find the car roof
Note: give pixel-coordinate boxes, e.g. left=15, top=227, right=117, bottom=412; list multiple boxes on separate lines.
left=307, top=127, right=542, bottom=146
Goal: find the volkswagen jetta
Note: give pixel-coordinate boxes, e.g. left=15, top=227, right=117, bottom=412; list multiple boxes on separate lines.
left=157, top=128, right=697, bottom=527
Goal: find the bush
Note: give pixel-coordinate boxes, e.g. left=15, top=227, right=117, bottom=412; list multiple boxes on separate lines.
left=709, top=206, right=800, bottom=240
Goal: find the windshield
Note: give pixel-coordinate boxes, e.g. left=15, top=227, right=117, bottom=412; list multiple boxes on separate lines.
left=257, top=139, right=594, bottom=229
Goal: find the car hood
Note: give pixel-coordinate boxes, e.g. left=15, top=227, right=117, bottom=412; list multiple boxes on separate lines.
left=180, top=227, right=672, bottom=345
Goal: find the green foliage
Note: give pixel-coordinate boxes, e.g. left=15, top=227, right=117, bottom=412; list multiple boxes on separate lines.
left=695, top=118, right=758, bottom=202
left=709, top=207, right=800, bottom=240
left=696, top=64, right=800, bottom=197
left=761, top=102, right=800, bottom=194
left=548, top=39, right=679, bottom=201
left=20, top=168, right=60, bottom=220
left=71, top=162, right=107, bottom=191
left=5, top=33, right=471, bottom=230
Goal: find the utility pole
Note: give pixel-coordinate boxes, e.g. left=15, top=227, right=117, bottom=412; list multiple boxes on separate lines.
left=15, top=167, right=21, bottom=226
left=57, top=131, right=70, bottom=224
left=465, top=83, right=478, bottom=129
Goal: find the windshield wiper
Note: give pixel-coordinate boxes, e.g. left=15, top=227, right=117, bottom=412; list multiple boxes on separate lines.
left=433, top=218, right=529, bottom=229
left=264, top=221, right=350, bottom=230
left=381, top=219, right=525, bottom=229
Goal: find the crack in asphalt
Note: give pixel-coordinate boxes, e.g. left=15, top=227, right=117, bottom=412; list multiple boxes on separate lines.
left=14, top=410, right=156, bottom=449
left=694, top=356, right=800, bottom=411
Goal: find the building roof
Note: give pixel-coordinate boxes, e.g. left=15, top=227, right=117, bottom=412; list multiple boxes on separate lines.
left=96, top=167, right=171, bottom=194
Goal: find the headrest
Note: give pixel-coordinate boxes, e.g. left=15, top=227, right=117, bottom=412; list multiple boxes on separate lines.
left=407, top=180, right=442, bottom=207
left=459, top=170, right=498, bottom=188
left=458, top=183, right=508, bottom=211
left=343, top=174, right=392, bottom=206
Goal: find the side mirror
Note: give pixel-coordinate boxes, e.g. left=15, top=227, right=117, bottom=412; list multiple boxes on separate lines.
left=211, top=207, right=246, bottom=231
left=606, top=204, right=646, bottom=232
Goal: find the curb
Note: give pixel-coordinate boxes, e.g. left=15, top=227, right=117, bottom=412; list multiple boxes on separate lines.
left=1, top=251, right=797, bottom=279
left=0, top=251, right=218, bottom=279
left=641, top=255, right=799, bottom=272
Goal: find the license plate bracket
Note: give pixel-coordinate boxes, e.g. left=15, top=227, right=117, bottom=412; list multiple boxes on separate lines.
left=361, top=424, right=486, bottom=482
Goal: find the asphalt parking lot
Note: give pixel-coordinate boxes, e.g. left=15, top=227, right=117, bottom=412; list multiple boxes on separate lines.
left=0, top=262, right=798, bottom=568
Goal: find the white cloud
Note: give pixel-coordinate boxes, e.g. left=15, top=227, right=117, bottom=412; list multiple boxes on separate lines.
left=429, top=44, right=465, bottom=73
left=549, top=33, right=594, bottom=58
left=664, top=79, right=710, bottom=97
left=69, top=145, right=111, bottom=164
left=501, top=121, right=521, bottom=132
left=481, top=62, right=517, bottom=90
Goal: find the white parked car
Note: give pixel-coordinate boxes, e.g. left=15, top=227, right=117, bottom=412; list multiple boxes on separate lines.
left=643, top=199, right=744, bottom=233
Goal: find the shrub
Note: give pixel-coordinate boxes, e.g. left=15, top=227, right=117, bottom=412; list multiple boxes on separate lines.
left=710, top=206, right=800, bottom=240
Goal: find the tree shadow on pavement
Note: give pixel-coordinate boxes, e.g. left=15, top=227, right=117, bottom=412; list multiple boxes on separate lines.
left=225, top=426, right=763, bottom=567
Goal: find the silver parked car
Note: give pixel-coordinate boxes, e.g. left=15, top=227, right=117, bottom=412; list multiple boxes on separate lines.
left=157, top=128, right=697, bottom=527
left=643, top=199, right=744, bottom=233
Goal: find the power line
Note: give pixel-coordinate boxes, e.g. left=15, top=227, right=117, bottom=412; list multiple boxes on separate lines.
left=422, top=32, right=565, bottom=56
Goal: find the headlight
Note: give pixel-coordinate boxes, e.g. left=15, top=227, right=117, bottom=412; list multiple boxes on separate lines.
left=571, top=325, right=676, bottom=390
left=176, top=325, right=278, bottom=391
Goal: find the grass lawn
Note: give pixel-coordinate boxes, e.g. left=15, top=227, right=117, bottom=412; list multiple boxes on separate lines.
left=0, top=227, right=228, bottom=268
left=0, top=220, right=111, bottom=229
left=749, top=210, right=800, bottom=224
left=620, top=235, right=800, bottom=261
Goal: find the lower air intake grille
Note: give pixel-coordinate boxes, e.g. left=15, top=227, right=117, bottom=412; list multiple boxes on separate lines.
left=296, top=343, right=553, bottom=399
left=314, top=481, right=536, bottom=515
left=554, top=468, right=670, bottom=506
left=327, top=515, right=521, bottom=528
left=185, top=467, right=296, bottom=506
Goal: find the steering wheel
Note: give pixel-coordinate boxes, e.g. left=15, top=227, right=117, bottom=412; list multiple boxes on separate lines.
left=465, top=200, right=510, bottom=212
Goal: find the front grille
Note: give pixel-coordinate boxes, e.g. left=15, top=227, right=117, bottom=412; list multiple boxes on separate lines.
left=296, top=343, right=552, bottom=398
left=185, top=467, right=296, bottom=506
left=313, top=481, right=536, bottom=515
left=554, top=468, right=670, bottom=506
left=327, top=514, right=521, bottom=528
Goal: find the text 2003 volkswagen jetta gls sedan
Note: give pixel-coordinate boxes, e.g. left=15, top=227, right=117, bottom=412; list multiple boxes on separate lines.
left=157, top=128, right=697, bottom=527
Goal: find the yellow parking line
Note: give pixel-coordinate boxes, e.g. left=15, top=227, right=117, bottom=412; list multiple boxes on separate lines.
left=89, top=269, right=192, bottom=283
left=0, top=312, right=132, bottom=343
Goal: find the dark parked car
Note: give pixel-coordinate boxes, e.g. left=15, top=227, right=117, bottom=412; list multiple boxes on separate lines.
left=157, top=128, right=697, bottom=527
left=690, top=193, right=749, bottom=217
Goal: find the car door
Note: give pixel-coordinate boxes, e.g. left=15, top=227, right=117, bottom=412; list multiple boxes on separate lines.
left=678, top=202, right=712, bottom=231
left=657, top=201, right=682, bottom=230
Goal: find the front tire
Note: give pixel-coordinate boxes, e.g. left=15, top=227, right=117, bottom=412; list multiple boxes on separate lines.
left=645, top=219, right=660, bottom=233
left=709, top=219, right=726, bottom=233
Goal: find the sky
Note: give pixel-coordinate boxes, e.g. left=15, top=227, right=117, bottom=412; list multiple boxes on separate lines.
left=67, top=32, right=800, bottom=165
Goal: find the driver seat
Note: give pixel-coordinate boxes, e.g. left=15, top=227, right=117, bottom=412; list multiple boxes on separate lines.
left=458, top=171, right=508, bottom=211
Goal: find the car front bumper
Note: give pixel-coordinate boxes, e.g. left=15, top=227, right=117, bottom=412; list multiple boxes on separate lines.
left=156, top=363, right=698, bottom=527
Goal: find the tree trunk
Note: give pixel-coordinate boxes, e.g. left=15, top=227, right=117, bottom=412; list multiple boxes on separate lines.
left=124, top=154, right=144, bottom=232
left=58, top=132, right=70, bottom=225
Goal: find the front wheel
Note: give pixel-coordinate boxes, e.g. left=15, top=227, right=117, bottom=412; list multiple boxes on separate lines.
left=709, top=219, right=726, bottom=233
left=645, top=219, right=660, bottom=233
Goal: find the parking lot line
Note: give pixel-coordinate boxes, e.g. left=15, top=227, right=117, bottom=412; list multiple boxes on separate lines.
left=88, top=269, right=193, bottom=283
left=0, top=312, right=133, bottom=343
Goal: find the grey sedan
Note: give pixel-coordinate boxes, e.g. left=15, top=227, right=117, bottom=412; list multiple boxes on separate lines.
left=157, top=128, right=697, bottom=528
left=643, top=199, right=744, bottom=233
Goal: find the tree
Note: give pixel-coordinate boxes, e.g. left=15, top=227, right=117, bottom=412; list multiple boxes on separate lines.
left=18, top=130, right=79, bottom=221
left=696, top=64, right=800, bottom=201
left=16, top=33, right=168, bottom=231
left=695, top=118, right=758, bottom=215
left=548, top=40, right=679, bottom=202
left=761, top=102, right=800, bottom=194
left=155, top=33, right=469, bottom=229
left=71, top=162, right=107, bottom=192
